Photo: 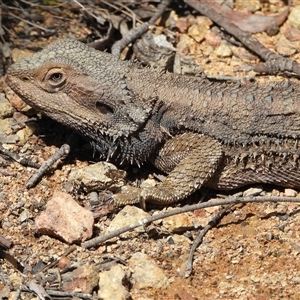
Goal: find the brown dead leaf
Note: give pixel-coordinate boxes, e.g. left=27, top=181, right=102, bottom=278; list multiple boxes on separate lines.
left=201, top=0, right=289, bottom=35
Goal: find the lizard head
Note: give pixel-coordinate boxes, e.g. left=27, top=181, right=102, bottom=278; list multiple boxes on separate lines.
left=6, top=39, right=156, bottom=147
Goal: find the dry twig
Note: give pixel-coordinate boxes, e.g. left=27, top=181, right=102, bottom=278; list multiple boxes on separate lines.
left=25, top=143, right=70, bottom=188
left=26, top=132, right=78, bottom=188
left=185, top=0, right=300, bottom=76
left=82, top=194, right=300, bottom=248
left=111, top=0, right=171, bottom=57
left=0, top=144, right=40, bottom=169
left=186, top=204, right=236, bottom=275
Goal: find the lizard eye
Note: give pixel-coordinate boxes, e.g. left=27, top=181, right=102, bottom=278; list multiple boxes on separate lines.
left=50, top=73, right=62, bottom=81
left=45, top=68, right=66, bottom=88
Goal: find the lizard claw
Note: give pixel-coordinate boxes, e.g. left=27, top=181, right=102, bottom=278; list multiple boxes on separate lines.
left=139, top=195, right=147, bottom=211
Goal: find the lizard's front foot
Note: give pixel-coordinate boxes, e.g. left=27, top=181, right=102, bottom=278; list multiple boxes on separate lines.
left=112, top=134, right=223, bottom=209
left=112, top=184, right=188, bottom=210
left=112, top=186, right=158, bottom=210
left=112, top=185, right=143, bottom=207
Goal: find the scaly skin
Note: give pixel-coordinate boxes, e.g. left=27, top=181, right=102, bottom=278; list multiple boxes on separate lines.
left=6, top=39, right=300, bottom=206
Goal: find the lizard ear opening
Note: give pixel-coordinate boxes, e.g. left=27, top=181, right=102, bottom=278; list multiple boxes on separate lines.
left=96, top=101, right=114, bottom=115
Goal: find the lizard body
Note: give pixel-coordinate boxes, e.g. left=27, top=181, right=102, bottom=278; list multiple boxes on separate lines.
left=6, top=39, right=300, bottom=205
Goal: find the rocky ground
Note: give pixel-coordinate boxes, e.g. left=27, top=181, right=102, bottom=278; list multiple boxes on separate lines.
left=1, top=1, right=300, bottom=299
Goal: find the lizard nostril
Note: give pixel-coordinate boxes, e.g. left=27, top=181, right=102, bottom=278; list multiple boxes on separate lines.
left=21, top=76, right=30, bottom=82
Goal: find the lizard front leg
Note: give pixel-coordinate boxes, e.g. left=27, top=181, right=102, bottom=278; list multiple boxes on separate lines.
left=113, top=133, right=223, bottom=207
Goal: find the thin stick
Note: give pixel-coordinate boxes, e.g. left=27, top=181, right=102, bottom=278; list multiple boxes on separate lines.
left=26, top=143, right=70, bottom=188
left=186, top=204, right=235, bottom=275
left=185, top=0, right=300, bottom=76
left=0, top=144, right=40, bottom=169
left=111, top=0, right=171, bottom=57
left=82, top=195, right=300, bottom=248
